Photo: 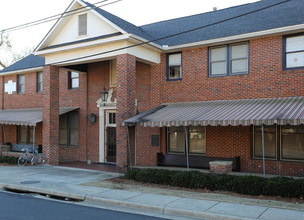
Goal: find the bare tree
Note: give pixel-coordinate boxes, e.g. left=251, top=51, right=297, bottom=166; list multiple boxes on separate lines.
left=0, top=32, right=33, bottom=70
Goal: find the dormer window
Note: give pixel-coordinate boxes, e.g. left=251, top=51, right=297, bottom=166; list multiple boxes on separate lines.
left=78, top=14, right=87, bottom=36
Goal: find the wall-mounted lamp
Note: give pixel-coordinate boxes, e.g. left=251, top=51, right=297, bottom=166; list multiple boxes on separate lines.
left=88, top=113, right=96, bottom=123
left=100, top=87, right=109, bottom=105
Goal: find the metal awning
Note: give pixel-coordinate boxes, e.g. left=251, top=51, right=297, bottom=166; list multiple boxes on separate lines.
left=123, top=97, right=304, bottom=127
left=0, top=107, right=79, bottom=126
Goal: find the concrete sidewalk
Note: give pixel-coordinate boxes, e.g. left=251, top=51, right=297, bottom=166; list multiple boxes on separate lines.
left=0, top=165, right=303, bottom=220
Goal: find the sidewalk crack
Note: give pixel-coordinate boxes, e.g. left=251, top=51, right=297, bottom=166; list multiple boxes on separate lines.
left=205, top=201, right=220, bottom=211
left=257, top=207, right=269, bottom=219
left=162, top=198, right=182, bottom=214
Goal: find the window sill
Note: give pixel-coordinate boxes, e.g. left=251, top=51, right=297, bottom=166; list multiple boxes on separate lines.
left=166, top=78, right=182, bottom=82
left=209, top=72, right=248, bottom=78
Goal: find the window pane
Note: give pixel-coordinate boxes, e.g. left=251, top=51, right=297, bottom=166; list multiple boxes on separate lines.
left=169, top=66, right=181, bottom=79
left=69, top=129, right=79, bottom=146
left=18, top=75, right=25, bottom=84
left=19, top=126, right=27, bottom=144
left=210, top=47, right=226, bottom=61
left=211, top=62, right=226, bottom=75
left=69, top=112, right=79, bottom=129
left=168, top=127, right=185, bottom=153
left=60, top=114, right=67, bottom=129
left=71, top=72, right=79, bottom=78
left=231, top=44, right=248, bottom=59
left=18, top=85, right=25, bottom=94
left=231, top=59, right=248, bottom=74
left=71, top=78, right=79, bottom=88
left=286, top=35, right=304, bottom=52
left=168, top=53, right=181, bottom=66
left=254, top=126, right=276, bottom=158
left=282, top=126, right=304, bottom=160
left=189, top=126, right=206, bottom=154
left=60, top=130, right=67, bottom=145
left=109, top=113, right=116, bottom=125
left=286, top=52, right=304, bottom=68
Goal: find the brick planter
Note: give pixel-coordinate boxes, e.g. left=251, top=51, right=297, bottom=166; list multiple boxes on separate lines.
left=209, top=161, right=233, bottom=174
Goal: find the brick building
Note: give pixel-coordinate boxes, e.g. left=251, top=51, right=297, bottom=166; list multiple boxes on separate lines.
left=1, top=0, right=304, bottom=176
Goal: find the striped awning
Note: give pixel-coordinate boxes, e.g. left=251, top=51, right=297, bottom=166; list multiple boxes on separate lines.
left=123, top=97, right=304, bottom=127
left=0, top=107, right=79, bottom=126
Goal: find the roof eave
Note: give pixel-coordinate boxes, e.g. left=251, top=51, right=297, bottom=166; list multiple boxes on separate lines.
left=164, top=23, right=304, bottom=52
left=0, top=66, right=44, bottom=76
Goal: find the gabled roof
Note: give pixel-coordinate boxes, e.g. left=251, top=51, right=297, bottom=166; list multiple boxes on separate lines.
left=0, top=54, right=45, bottom=74
left=140, top=0, right=304, bottom=46
left=80, top=0, right=154, bottom=41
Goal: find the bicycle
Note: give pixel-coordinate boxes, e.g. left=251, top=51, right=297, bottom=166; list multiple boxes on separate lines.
left=18, top=148, right=47, bottom=166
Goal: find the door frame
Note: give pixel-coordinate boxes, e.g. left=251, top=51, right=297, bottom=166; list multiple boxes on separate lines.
left=105, top=110, right=116, bottom=163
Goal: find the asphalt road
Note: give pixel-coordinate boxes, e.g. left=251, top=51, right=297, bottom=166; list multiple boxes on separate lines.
left=0, top=191, right=168, bottom=220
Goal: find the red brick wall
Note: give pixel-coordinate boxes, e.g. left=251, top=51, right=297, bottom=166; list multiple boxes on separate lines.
left=134, top=34, right=304, bottom=176
left=58, top=68, right=88, bottom=162
left=2, top=72, right=43, bottom=109
left=116, top=54, right=136, bottom=172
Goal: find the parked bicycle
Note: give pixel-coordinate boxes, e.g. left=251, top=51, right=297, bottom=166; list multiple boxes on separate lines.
left=18, top=148, right=47, bottom=166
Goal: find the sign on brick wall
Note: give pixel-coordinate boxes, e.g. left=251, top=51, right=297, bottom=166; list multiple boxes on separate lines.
left=5, top=80, right=16, bottom=94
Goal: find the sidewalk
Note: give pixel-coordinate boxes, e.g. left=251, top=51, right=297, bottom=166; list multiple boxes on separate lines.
left=0, top=165, right=303, bottom=220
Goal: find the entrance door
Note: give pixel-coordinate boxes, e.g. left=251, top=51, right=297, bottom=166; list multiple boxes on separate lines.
left=106, top=127, right=116, bottom=162
left=106, top=111, right=116, bottom=163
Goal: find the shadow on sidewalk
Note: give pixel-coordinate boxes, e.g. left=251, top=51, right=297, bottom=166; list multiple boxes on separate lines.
left=58, top=161, right=117, bottom=173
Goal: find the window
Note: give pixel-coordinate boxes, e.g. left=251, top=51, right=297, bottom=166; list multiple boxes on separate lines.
left=17, top=74, right=25, bottom=94
left=209, top=42, right=248, bottom=77
left=284, top=34, right=304, bottom=69
left=189, top=126, right=206, bottom=154
left=78, top=14, right=87, bottom=36
left=18, top=126, right=34, bottom=145
left=167, top=126, right=206, bottom=154
left=37, top=71, right=43, bottom=93
left=107, top=112, right=116, bottom=126
left=167, top=52, right=182, bottom=80
left=68, top=71, right=79, bottom=89
left=281, top=125, right=304, bottom=160
left=110, top=60, right=117, bottom=87
left=252, top=125, right=304, bottom=161
left=59, top=111, right=79, bottom=147
left=253, top=125, right=277, bottom=159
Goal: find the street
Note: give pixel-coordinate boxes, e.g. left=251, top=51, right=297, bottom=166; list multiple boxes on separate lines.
left=0, top=191, right=168, bottom=220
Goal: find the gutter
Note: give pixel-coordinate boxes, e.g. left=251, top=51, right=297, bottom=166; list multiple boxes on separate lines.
left=163, top=24, right=304, bottom=52
left=0, top=66, right=44, bottom=76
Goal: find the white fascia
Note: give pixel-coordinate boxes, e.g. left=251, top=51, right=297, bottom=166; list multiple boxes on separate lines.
left=129, top=34, right=163, bottom=52
left=0, top=67, right=43, bottom=76
left=163, top=24, right=304, bottom=52
left=34, top=34, right=130, bottom=56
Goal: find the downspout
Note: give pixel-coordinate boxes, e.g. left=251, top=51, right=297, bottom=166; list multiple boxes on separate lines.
left=127, top=126, right=132, bottom=170
left=33, top=126, right=36, bottom=153
left=262, top=124, right=266, bottom=178
left=185, top=127, right=189, bottom=170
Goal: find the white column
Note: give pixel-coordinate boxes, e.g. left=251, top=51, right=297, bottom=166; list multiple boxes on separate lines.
left=99, top=108, right=105, bottom=163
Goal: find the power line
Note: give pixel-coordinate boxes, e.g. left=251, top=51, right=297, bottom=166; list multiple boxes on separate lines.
left=48, top=0, right=290, bottom=65
left=0, top=0, right=122, bottom=33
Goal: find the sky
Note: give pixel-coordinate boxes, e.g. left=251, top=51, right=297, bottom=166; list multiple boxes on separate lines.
left=0, top=0, right=259, bottom=67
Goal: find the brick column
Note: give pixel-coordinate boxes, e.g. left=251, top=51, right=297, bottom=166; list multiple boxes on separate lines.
left=42, top=65, right=59, bottom=164
left=116, top=54, right=136, bottom=172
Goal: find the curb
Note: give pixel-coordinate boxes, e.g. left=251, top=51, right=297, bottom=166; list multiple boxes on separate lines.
left=1, top=184, right=254, bottom=220
left=2, top=184, right=85, bottom=201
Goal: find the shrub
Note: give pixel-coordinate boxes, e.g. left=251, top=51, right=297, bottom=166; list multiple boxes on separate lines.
left=0, top=156, right=18, bottom=165
left=124, top=168, right=304, bottom=199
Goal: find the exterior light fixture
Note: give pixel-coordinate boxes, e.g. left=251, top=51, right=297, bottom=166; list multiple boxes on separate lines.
left=88, top=113, right=96, bottom=123
left=100, top=87, right=109, bottom=103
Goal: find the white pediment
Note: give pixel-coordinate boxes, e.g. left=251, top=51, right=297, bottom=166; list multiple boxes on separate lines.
left=36, top=0, right=124, bottom=51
